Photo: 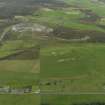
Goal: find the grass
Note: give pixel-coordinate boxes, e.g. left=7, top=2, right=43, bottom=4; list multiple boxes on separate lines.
left=0, top=71, right=39, bottom=87
left=0, top=60, right=38, bottom=73
left=40, top=42, right=105, bottom=91
left=0, top=40, right=38, bottom=58
left=0, top=59, right=40, bottom=87
left=25, top=8, right=105, bottom=32
left=12, top=0, right=105, bottom=32
left=64, top=0, right=105, bottom=16
left=1, top=0, right=105, bottom=104
left=0, top=94, right=40, bottom=105
left=42, top=95, right=105, bottom=105
left=41, top=43, right=105, bottom=77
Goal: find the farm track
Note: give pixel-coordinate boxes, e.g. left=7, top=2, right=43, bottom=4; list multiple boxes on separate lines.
left=0, top=26, right=39, bottom=60
left=2, top=91, right=105, bottom=95
left=0, top=26, right=12, bottom=42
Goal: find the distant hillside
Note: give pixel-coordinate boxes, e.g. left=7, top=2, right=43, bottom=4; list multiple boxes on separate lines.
left=0, top=0, right=66, bottom=18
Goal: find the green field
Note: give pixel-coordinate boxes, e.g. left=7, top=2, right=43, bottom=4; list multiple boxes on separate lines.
left=40, top=42, right=105, bottom=92
left=1, top=0, right=105, bottom=104
left=42, top=95, right=105, bottom=105
left=0, top=94, right=40, bottom=105
left=26, top=7, right=105, bottom=32
left=64, top=0, right=105, bottom=16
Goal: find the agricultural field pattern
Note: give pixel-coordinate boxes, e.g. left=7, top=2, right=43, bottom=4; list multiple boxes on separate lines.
left=1, top=0, right=105, bottom=105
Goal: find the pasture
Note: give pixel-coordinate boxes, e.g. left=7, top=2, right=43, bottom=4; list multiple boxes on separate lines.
left=0, top=94, right=40, bottom=105
left=40, top=42, right=105, bottom=92
left=27, top=8, right=105, bottom=32
left=41, top=95, right=105, bottom=105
